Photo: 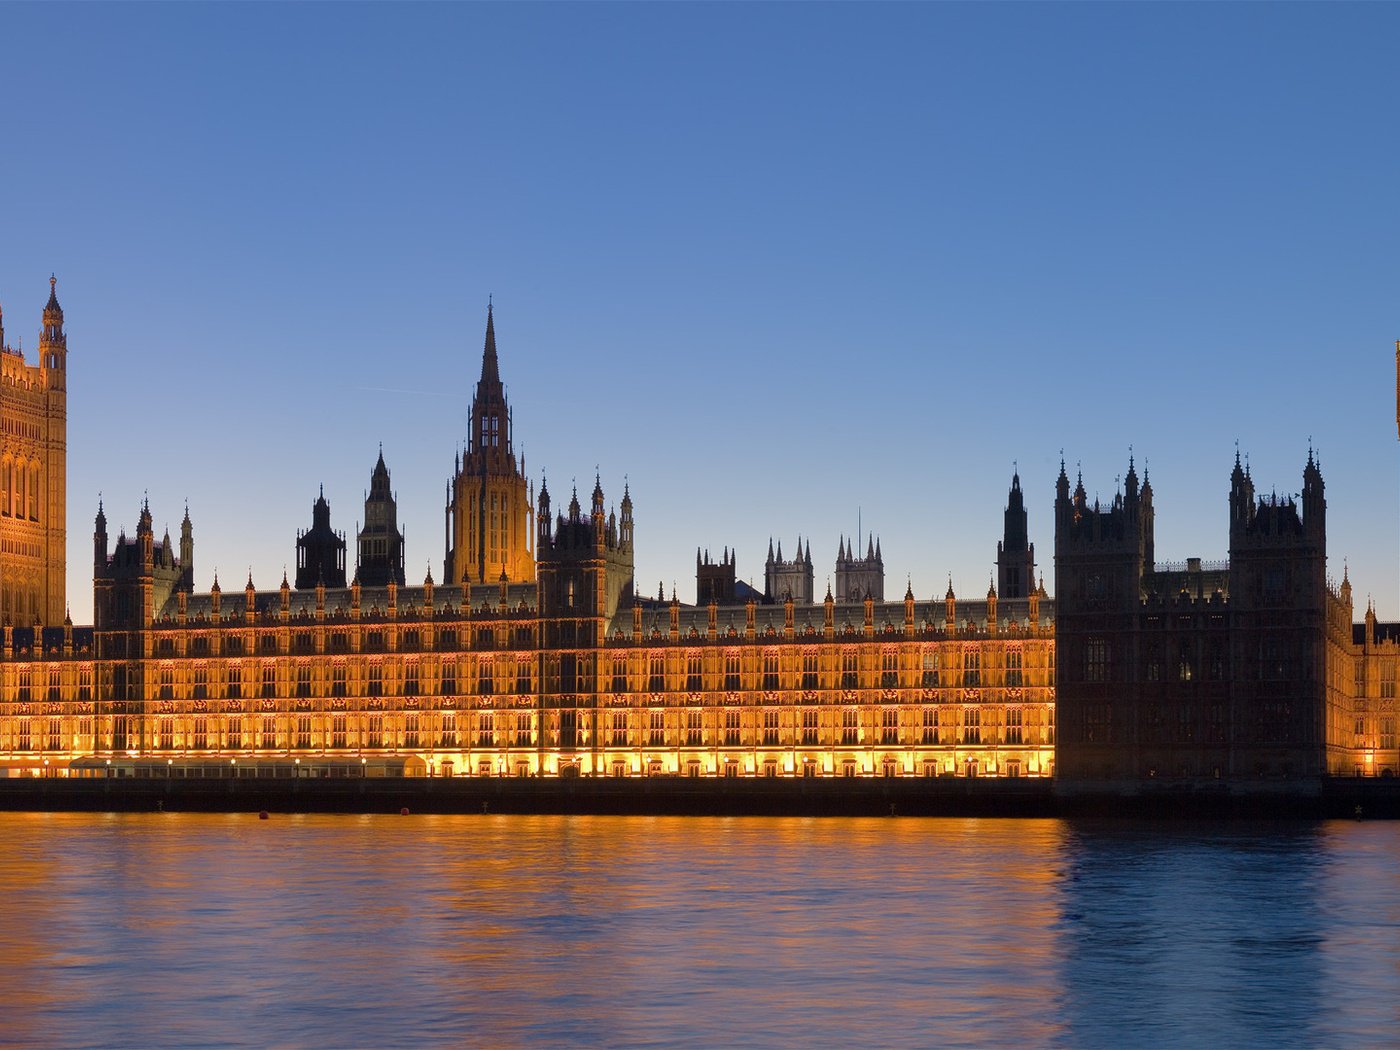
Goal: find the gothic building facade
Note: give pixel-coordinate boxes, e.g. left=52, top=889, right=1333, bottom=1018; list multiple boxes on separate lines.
left=0, top=292, right=1385, bottom=783
left=0, top=278, right=66, bottom=627
left=1054, top=452, right=1357, bottom=779
left=0, top=305, right=1059, bottom=780
left=444, top=304, right=534, bottom=588
left=1349, top=604, right=1400, bottom=778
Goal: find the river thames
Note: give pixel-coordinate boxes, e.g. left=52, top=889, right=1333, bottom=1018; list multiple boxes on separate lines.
left=0, top=814, right=1396, bottom=1048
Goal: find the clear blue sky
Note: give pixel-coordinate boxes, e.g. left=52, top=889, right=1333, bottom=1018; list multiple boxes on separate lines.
left=1, top=3, right=1396, bottom=625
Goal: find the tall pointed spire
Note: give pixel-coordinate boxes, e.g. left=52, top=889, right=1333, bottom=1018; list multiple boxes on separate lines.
left=370, top=444, right=390, bottom=495
left=480, top=299, right=500, bottom=388
left=43, top=274, right=62, bottom=325
left=358, top=449, right=405, bottom=586
left=463, top=299, right=512, bottom=464
left=998, top=462, right=1034, bottom=599
left=40, top=274, right=65, bottom=353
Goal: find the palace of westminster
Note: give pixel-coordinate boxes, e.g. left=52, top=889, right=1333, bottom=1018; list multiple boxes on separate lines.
left=0, top=278, right=1396, bottom=782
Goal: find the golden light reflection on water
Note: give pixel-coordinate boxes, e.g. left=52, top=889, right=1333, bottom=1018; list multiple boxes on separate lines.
left=0, top=814, right=1397, bottom=1047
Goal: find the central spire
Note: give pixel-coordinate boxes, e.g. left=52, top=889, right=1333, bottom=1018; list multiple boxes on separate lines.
left=447, top=298, right=535, bottom=587
left=469, top=302, right=509, bottom=456
left=479, top=300, right=500, bottom=389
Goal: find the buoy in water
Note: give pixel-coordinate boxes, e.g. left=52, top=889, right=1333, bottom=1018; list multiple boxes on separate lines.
left=259, top=811, right=270, bottom=820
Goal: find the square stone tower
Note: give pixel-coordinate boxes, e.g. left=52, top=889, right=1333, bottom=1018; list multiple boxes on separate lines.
left=0, top=277, right=66, bottom=626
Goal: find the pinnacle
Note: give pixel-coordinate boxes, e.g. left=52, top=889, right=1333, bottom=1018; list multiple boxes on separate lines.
left=479, top=301, right=501, bottom=388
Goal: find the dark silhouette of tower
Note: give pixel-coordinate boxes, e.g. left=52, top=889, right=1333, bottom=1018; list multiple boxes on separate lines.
left=696, top=547, right=736, bottom=605
left=1053, top=454, right=1153, bottom=779
left=357, top=450, right=405, bottom=587
left=296, top=486, right=347, bottom=589
left=1225, top=449, right=1330, bottom=776
left=996, top=470, right=1035, bottom=599
left=536, top=475, right=635, bottom=753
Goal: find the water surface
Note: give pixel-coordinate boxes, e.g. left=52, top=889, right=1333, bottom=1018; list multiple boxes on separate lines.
left=0, top=814, right=1396, bottom=1048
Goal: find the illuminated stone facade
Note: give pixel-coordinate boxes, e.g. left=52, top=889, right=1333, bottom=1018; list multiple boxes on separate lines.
left=0, top=307, right=1059, bottom=779
left=1348, top=603, right=1400, bottom=778
left=0, top=573, right=1056, bottom=780
left=444, top=304, right=534, bottom=587
left=0, top=301, right=1384, bottom=783
left=0, top=278, right=66, bottom=628
left=43, top=457, right=1054, bottom=779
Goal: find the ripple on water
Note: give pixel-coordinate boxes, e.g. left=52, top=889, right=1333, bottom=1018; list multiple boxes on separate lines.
left=0, top=814, right=1397, bottom=1048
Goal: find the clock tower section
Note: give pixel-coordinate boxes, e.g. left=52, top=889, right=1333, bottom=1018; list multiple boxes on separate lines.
left=445, top=304, right=535, bottom=586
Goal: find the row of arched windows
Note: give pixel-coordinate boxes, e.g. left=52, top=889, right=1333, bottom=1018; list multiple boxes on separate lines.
left=0, top=585, right=43, bottom=625
left=0, top=458, right=41, bottom=522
